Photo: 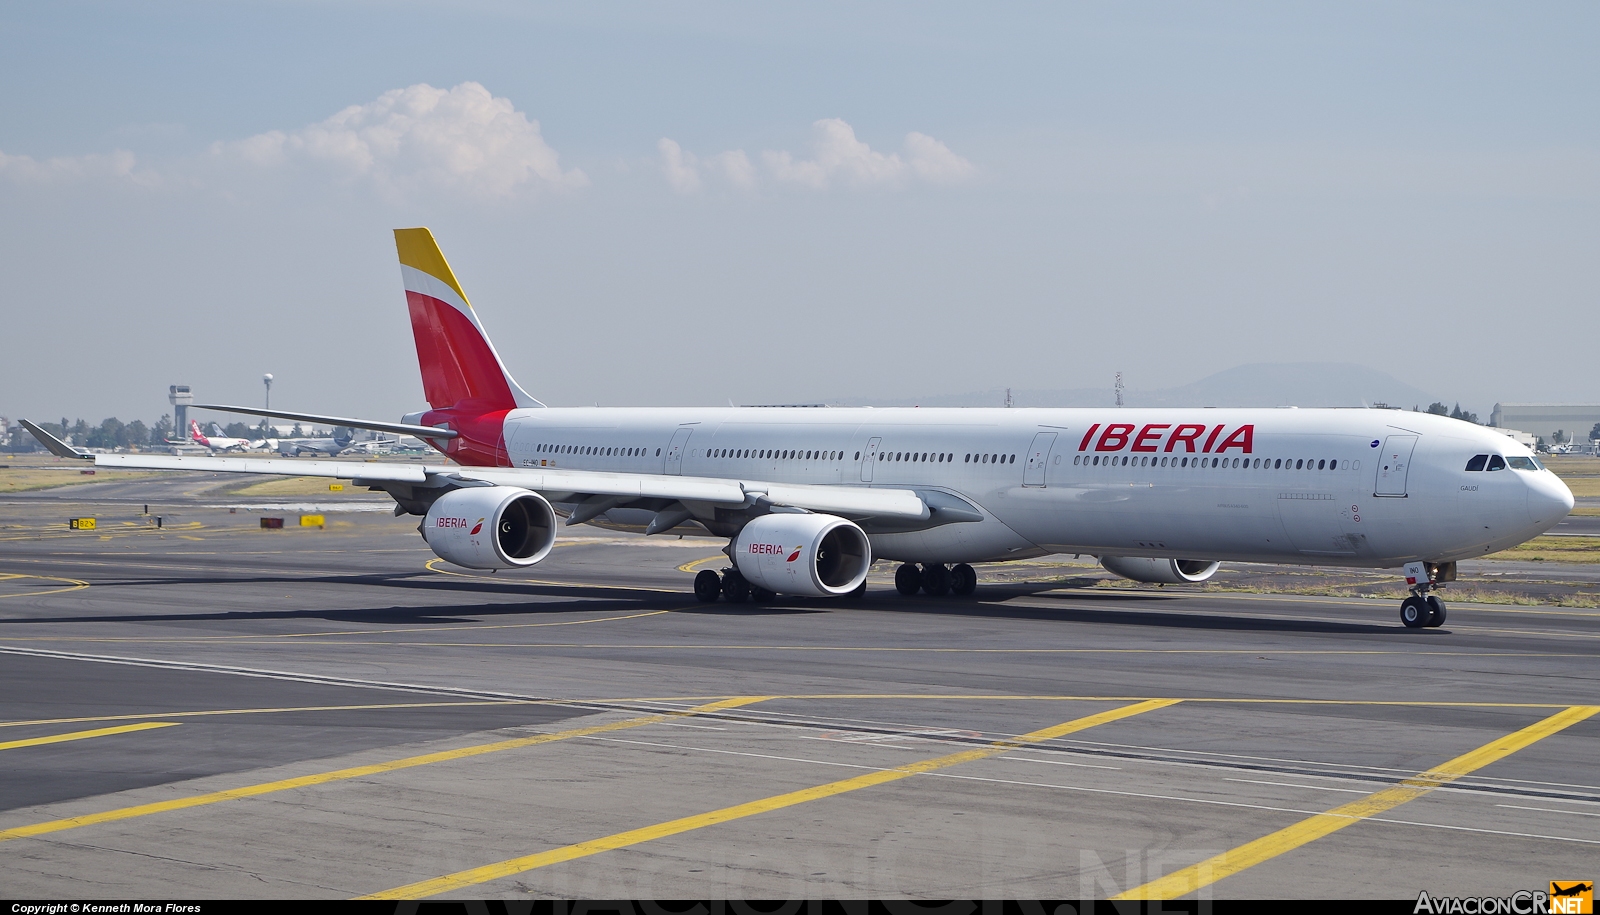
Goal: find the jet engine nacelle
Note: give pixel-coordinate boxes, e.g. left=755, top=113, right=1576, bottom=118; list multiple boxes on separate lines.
left=1100, top=556, right=1220, bottom=584
left=423, top=486, right=557, bottom=570
left=733, top=514, right=871, bottom=597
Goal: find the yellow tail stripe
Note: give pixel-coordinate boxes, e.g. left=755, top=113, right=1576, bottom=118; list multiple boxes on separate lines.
left=364, top=698, right=1180, bottom=899
left=393, top=227, right=468, bottom=304
left=0, top=697, right=770, bottom=843
left=0, top=722, right=177, bottom=752
left=1117, top=704, right=1600, bottom=900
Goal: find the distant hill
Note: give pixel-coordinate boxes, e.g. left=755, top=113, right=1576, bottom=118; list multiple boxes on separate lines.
left=835, top=362, right=1444, bottom=410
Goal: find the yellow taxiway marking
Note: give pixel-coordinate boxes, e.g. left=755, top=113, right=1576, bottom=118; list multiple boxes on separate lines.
left=0, top=722, right=177, bottom=751
left=1116, top=704, right=1600, bottom=900
left=363, top=698, right=1180, bottom=900
left=676, top=555, right=726, bottom=574
left=0, top=573, right=90, bottom=600
left=0, top=697, right=768, bottom=845
left=0, top=700, right=552, bottom=730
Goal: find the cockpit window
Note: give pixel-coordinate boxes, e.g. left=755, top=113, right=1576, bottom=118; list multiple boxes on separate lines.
left=1464, top=454, right=1488, bottom=472
left=1485, top=454, right=1506, bottom=471
left=1506, top=456, right=1540, bottom=471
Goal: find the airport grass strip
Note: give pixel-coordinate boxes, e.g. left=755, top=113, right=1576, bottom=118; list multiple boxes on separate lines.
left=0, top=697, right=769, bottom=844
left=1116, top=704, right=1600, bottom=900
left=362, top=698, right=1181, bottom=900
left=0, top=722, right=177, bottom=752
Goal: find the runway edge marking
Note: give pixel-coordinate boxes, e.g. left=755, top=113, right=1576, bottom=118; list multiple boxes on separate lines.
left=1116, top=704, right=1600, bottom=900
left=0, top=697, right=770, bottom=844
left=361, top=698, right=1181, bottom=900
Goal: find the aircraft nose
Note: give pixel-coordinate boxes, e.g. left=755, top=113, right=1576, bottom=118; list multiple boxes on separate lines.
left=1526, top=471, right=1575, bottom=527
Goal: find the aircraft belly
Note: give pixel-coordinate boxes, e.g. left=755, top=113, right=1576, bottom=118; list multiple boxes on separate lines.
left=997, top=482, right=1289, bottom=560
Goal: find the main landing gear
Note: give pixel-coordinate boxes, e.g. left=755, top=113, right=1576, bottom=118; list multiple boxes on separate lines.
left=895, top=562, right=978, bottom=598
left=693, top=568, right=775, bottom=604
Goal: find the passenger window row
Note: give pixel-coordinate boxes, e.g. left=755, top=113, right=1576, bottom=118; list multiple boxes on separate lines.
left=1074, top=455, right=1343, bottom=471
left=878, top=451, right=957, bottom=463
left=537, top=444, right=659, bottom=457
left=707, top=449, right=844, bottom=461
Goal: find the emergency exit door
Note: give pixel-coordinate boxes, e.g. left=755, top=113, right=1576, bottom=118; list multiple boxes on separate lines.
left=860, top=437, right=881, bottom=482
left=664, top=427, right=693, bottom=475
left=1023, top=432, right=1057, bottom=486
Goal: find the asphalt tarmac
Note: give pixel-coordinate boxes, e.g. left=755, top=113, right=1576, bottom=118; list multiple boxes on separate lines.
left=1, top=474, right=1596, bottom=900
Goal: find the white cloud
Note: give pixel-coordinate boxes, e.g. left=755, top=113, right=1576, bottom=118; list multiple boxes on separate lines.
left=211, top=82, right=586, bottom=200
left=657, top=138, right=701, bottom=193
left=0, top=149, right=157, bottom=186
left=659, top=118, right=974, bottom=193
left=657, top=139, right=758, bottom=194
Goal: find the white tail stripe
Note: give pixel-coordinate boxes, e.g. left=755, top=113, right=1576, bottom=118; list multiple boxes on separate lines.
left=400, top=265, right=476, bottom=321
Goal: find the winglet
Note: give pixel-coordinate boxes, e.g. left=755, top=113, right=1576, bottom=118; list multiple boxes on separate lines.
left=19, top=420, right=91, bottom=460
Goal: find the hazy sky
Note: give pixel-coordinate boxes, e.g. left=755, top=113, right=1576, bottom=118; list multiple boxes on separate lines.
left=2, top=2, right=1596, bottom=425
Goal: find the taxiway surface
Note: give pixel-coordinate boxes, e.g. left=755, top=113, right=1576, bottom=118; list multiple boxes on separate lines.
left=0, top=474, right=1596, bottom=900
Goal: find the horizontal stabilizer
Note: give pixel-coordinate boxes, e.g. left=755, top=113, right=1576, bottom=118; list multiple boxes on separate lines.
left=19, top=420, right=91, bottom=460
left=190, top=404, right=459, bottom=440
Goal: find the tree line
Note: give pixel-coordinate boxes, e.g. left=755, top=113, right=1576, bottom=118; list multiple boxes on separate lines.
left=2, top=416, right=262, bottom=452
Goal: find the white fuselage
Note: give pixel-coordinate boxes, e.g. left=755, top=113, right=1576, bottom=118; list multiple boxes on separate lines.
left=492, top=406, right=1572, bottom=568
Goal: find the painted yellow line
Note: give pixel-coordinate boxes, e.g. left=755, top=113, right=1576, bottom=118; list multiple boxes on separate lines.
left=1116, top=704, right=1600, bottom=900
left=0, top=700, right=547, bottom=730
left=0, top=697, right=769, bottom=844
left=0, top=574, right=90, bottom=600
left=0, top=722, right=177, bottom=751
left=676, top=555, right=725, bottom=574
left=363, top=698, right=1180, bottom=899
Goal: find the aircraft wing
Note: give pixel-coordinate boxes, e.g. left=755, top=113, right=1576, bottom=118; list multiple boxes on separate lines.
left=85, top=452, right=933, bottom=521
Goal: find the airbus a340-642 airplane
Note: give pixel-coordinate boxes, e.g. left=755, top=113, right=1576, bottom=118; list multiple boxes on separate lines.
left=24, top=229, right=1574, bottom=628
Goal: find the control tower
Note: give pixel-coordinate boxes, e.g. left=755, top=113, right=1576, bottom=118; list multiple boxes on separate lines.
left=168, top=385, right=193, bottom=438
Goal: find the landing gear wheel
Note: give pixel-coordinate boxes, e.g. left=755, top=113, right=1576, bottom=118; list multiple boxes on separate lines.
left=1425, top=594, right=1447, bottom=627
left=895, top=562, right=922, bottom=596
left=950, top=563, right=977, bottom=597
left=1400, top=595, right=1429, bottom=628
left=694, top=569, right=723, bottom=603
left=750, top=586, right=777, bottom=603
left=921, top=563, right=951, bottom=596
left=721, top=568, right=750, bottom=604
left=850, top=579, right=867, bottom=599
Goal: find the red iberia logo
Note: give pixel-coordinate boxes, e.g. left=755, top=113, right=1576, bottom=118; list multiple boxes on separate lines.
left=786, top=548, right=802, bottom=562
left=469, top=518, right=485, bottom=535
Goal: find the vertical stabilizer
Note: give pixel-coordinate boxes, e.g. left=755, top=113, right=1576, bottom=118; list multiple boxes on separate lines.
left=394, top=228, right=542, bottom=411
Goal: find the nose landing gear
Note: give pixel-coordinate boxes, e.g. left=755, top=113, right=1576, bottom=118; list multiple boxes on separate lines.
left=1399, top=561, right=1448, bottom=628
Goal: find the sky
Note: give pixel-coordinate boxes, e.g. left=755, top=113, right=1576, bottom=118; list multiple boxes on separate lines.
left=2, top=2, right=1596, bottom=425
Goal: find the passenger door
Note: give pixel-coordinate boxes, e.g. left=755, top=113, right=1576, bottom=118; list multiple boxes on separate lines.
left=1374, top=434, right=1418, bottom=497
left=1023, top=432, right=1057, bottom=487
left=664, top=427, right=693, bottom=475
left=860, top=436, right=881, bottom=482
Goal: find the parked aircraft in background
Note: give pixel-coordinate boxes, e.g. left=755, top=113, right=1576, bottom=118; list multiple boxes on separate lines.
left=185, top=421, right=257, bottom=452
left=25, top=229, right=1574, bottom=629
left=275, top=430, right=356, bottom=457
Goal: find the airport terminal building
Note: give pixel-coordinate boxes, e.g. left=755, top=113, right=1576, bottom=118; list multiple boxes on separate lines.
left=1490, top=403, right=1600, bottom=443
